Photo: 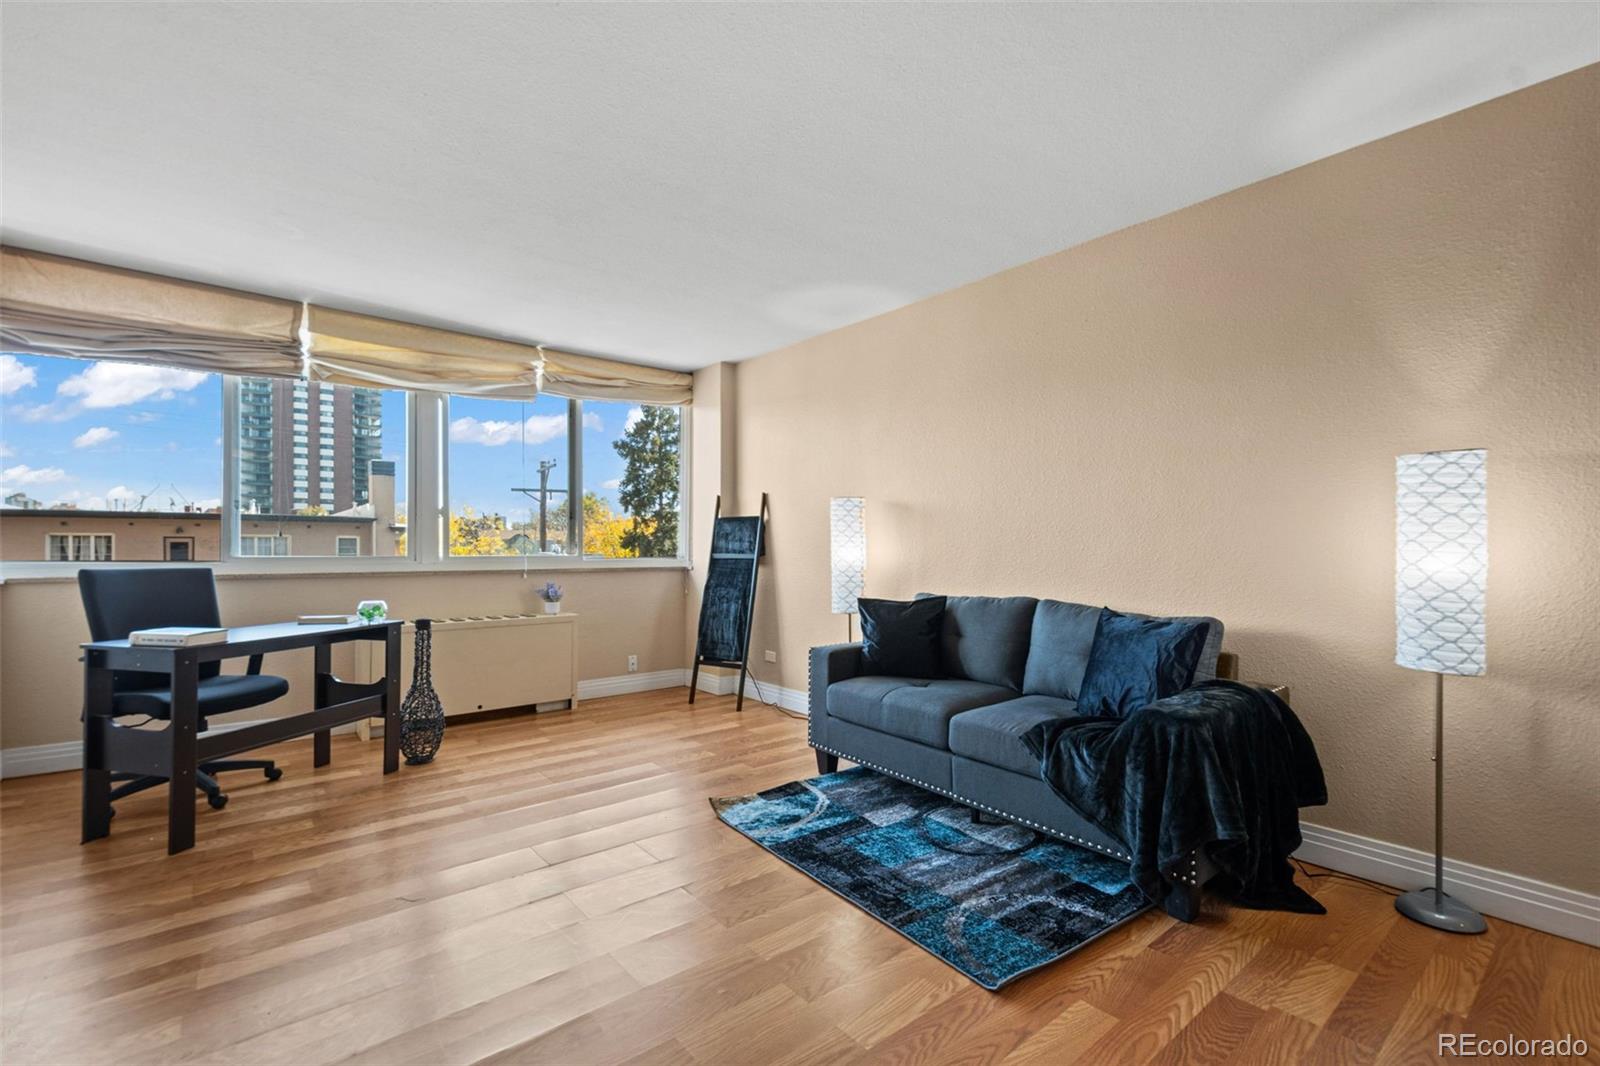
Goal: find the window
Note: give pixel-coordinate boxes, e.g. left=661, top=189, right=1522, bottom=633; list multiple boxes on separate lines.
left=239, top=534, right=290, bottom=556
left=2, top=349, right=684, bottom=571
left=446, top=393, right=572, bottom=557
left=581, top=401, right=683, bottom=558
left=233, top=378, right=407, bottom=557
left=46, top=533, right=114, bottom=561
left=1, top=352, right=222, bottom=562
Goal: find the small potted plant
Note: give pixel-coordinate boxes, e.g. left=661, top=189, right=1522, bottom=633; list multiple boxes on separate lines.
left=539, top=581, right=563, bottom=615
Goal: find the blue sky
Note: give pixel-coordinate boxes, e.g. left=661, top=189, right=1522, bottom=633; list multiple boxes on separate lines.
left=1, top=352, right=645, bottom=521
left=449, top=394, right=639, bottom=523
left=1, top=352, right=230, bottom=511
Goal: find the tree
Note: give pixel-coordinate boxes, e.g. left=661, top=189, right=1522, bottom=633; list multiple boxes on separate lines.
left=449, top=506, right=513, bottom=556
left=581, top=492, right=637, bottom=558
left=614, top=406, right=680, bottom=557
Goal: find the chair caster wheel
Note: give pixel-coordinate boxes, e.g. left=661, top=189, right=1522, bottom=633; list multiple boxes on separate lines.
left=207, top=792, right=228, bottom=810
left=264, top=767, right=283, bottom=782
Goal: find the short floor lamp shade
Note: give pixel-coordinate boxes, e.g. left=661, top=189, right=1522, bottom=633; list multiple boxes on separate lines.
left=830, top=498, right=866, bottom=625
left=1394, top=448, right=1487, bottom=934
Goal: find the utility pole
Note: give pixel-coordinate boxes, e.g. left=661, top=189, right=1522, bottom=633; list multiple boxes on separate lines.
left=536, top=459, right=556, bottom=552
left=512, top=460, right=567, bottom=554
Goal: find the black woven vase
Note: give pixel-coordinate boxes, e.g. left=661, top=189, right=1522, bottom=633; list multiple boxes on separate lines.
left=399, top=618, right=445, bottom=765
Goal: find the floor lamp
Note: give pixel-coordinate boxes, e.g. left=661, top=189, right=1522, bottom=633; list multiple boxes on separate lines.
left=1394, top=449, right=1488, bottom=934
left=830, top=497, right=865, bottom=641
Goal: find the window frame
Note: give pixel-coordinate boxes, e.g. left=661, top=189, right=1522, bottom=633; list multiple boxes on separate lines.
left=239, top=534, right=292, bottom=557
left=3, top=367, right=689, bottom=578
left=335, top=535, right=360, bottom=557
left=45, top=532, right=115, bottom=562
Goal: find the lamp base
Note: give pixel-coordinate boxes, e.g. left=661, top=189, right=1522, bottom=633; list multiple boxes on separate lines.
left=1395, top=887, right=1487, bottom=934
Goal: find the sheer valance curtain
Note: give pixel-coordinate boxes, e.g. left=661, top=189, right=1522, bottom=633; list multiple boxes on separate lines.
left=0, top=246, right=693, bottom=404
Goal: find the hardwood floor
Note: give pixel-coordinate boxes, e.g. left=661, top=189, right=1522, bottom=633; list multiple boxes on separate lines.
left=2, top=690, right=1595, bottom=1065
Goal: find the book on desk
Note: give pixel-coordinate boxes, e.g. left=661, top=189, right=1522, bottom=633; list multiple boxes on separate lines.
left=129, top=626, right=229, bottom=647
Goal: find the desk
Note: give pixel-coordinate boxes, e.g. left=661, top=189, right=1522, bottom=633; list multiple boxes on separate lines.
left=81, top=619, right=404, bottom=854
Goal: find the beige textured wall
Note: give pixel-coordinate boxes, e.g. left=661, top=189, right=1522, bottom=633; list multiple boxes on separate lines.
left=727, top=68, right=1600, bottom=891
left=0, top=568, right=686, bottom=750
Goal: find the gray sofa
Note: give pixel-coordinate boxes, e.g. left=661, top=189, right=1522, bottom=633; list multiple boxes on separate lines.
left=807, top=594, right=1235, bottom=921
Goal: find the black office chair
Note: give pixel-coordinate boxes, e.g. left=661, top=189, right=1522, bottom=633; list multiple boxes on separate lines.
left=78, top=568, right=288, bottom=811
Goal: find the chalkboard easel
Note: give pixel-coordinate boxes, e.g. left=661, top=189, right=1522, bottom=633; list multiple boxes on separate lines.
left=689, top=493, right=768, bottom=712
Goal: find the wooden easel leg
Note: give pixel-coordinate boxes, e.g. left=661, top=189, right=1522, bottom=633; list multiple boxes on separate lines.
left=735, top=659, right=749, bottom=713
left=688, top=658, right=700, bottom=704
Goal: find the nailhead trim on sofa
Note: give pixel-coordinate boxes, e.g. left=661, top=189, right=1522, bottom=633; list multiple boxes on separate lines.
left=805, top=652, right=1206, bottom=887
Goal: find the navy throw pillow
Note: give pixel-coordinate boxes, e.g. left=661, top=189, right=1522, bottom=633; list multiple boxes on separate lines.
left=1076, top=608, right=1210, bottom=718
left=859, top=596, right=946, bottom=678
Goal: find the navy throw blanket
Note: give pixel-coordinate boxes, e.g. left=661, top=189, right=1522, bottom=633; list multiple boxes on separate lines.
left=1022, top=680, right=1328, bottom=914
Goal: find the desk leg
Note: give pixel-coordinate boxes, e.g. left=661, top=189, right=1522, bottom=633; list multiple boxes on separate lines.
left=382, top=627, right=401, bottom=774
left=81, top=660, right=113, bottom=843
left=313, top=643, right=332, bottom=768
left=167, top=653, right=199, bottom=855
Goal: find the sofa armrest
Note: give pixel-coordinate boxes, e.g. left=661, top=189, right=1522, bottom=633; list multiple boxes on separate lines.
left=807, top=643, right=863, bottom=742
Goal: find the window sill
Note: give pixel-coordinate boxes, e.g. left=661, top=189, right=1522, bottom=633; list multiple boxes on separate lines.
left=0, top=555, right=691, bottom=584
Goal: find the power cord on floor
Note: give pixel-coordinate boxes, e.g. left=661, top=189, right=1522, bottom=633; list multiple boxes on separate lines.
left=1293, top=857, right=1396, bottom=896
left=746, top=675, right=807, bottom=720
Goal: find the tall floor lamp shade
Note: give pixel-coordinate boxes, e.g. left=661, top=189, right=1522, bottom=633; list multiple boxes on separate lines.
left=1394, top=448, right=1488, bottom=934
left=830, top=497, right=865, bottom=640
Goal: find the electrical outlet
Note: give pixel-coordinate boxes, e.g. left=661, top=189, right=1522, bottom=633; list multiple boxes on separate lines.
left=764, top=650, right=777, bottom=663
left=627, top=654, right=638, bottom=673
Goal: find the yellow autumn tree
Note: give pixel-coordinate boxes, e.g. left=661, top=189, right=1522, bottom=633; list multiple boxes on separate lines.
left=582, top=493, right=639, bottom=558
left=450, top=506, right=514, bottom=556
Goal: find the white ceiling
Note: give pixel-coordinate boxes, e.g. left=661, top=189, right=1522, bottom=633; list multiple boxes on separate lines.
left=2, top=3, right=1595, bottom=371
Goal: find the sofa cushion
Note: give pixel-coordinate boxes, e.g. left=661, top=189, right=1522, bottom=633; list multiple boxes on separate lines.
left=948, top=695, right=1082, bottom=777
left=827, top=676, right=1015, bottom=749
left=918, top=594, right=1038, bottom=690
left=1077, top=609, right=1211, bottom=718
left=859, top=596, right=946, bottom=677
left=1021, top=599, right=1103, bottom=700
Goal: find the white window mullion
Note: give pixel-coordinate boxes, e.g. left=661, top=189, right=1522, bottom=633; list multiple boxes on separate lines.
left=569, top=398, right=583, bottom=556
left=412, top=391, right=446, bottom=564
left=222, top=375, right=241, bottom=560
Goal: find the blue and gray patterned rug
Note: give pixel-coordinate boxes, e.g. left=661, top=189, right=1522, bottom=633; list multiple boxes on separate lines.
left=711, top=766, right=1150, bottom=989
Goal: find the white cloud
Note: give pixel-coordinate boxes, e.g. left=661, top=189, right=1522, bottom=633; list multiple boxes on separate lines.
left=57, top=362, right=208, bottom=410
left=601, top=478, right=621, bottom=490
left=74, top=485, right=144, bottom=511
left=624, top=407, right=644, bottom=432
left=1, top=463, right=68, bottom=487
left=582, top=411, right=603, bottom=431
left=449, top=413, right=567, bottom=447
left=126, top=411, right=161, bottom=424
left=0, top=354, right=37, bottom=396
left=72, top=426, right=120, bottom=449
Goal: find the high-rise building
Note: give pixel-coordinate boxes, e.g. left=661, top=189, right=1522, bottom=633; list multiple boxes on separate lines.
left=237, top=378, right=384, bottom=514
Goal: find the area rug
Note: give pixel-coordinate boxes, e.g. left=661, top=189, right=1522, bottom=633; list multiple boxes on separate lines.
left=711, top=766, right=1150, bottom=989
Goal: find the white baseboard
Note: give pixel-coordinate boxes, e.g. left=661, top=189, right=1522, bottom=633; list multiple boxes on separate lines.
left=1295, top=822, right=1599, bottom=947
left=692, top=668, right=807, bottom=713
left=577, top=669, right=691, bottom=700
left=0, top=741, right=80, bottom=779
